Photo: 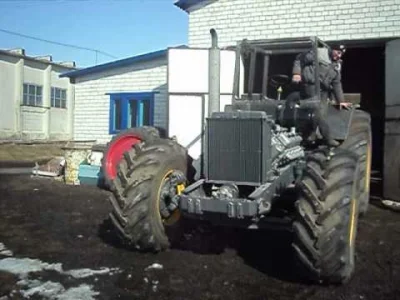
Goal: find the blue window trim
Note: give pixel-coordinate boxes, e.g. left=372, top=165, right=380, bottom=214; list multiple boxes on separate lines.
left=108, top=92, right=156, bottom=134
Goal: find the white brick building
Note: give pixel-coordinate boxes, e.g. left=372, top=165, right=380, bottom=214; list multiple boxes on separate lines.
left=61, top=48, right=179, bottom=143
left=182, top=0, right=400, bottom=47
left=0, top=48, right=76, bottom=140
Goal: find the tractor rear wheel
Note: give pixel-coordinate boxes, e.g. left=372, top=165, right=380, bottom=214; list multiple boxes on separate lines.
left=108, top=138, right=192, bottom=252
left=102, top=126, right=160, bottom=189
left=339, top=110, right=372, bottom=216
left=293, top=147, right=361, bottom=284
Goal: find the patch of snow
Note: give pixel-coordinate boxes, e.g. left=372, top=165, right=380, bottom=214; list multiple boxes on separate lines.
left=144, top=277, right=149, bottom=283
left=57, top=284, right=100, bottom=300
left=145, top=263, right=163, bottom=271
left=0, top=250, right=13, bottom=256
left=64, top=267, right=120, bottom=279
left=0, top=243, right=119, bottom=299
left=17, top=279, right=99, bottom=300
left=77, top=235, right=84, bottom=239
left=0, top=257, right=62, bottom=276
left=20, top=280, right=65, bottom=299
left=0, top=243, right=13, bottom=257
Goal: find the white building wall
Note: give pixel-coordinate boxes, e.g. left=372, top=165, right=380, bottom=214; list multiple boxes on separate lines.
left=0, top=52, right=74, bottom=140
left=21, top=60, right=47, bottom=139
left=73, top=58, right=167, bottom=143
left=188, top=0, right=400, bottom=47
left=50, top=66, right=72, bottom=140
left=0, top=54, right=17, bottom=138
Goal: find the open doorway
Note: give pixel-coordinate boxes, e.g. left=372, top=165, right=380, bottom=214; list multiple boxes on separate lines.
left=340, top=45, right=386, bottom=196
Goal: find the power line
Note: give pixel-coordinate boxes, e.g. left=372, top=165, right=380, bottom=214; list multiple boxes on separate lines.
left=0, top=28, right=118, bottom=60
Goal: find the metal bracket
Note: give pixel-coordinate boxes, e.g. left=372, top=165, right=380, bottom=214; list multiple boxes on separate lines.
left=227, top=202, right=245, bottom=219
left=195, top=199, right=202, bottom=214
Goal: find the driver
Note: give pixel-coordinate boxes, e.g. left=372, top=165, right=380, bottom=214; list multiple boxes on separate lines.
left=292, top=46, right=347, bottom=105
left=290, top=47, right=351, bottom=146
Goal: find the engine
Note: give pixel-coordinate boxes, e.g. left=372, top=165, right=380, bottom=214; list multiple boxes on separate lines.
left=270, top=125, right=304, bottom=168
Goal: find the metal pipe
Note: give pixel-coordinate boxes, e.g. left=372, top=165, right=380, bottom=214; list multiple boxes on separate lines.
left=262, top=55, right=270, bottom=98
left=232, top=41, right=241, bottom=102
left=208, top=28, right=221, bottom=117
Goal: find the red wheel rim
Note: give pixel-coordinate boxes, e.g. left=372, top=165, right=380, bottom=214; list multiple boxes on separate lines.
left=104, top=135, right=141, bottom=180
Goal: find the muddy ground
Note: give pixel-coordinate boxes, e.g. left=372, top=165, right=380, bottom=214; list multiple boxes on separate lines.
left=0, top=143, right=65, bottom=162
left=0, top=175, right=399, bottom=300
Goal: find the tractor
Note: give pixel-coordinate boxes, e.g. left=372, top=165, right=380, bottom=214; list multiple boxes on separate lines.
left=102, top=30, right=372, bottom=284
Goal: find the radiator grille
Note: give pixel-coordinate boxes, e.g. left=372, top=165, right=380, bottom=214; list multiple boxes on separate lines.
left=206, top=111, right=271, bottom=185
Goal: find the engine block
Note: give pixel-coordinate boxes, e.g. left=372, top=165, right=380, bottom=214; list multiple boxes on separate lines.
left=271, top=126, right=305, bottom=168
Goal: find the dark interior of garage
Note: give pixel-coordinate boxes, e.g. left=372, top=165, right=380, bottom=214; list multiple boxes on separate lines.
left=241, top=44, right=386, bottom=197
left=340, top=45, right=386, bottom=197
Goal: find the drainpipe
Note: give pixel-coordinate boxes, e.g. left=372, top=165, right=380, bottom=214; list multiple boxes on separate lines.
left=208, top=28, right=221, bottom=117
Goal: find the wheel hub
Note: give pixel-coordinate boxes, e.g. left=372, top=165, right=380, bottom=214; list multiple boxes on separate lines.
left=158, top=170, right=186, bottom=226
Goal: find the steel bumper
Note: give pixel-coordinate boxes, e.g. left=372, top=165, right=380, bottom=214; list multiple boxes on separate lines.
left=178, top=195, right=258, bottom=219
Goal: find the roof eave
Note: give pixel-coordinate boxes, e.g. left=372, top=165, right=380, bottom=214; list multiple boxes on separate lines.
left=174, top=0, right=218, bottom=13
left=59, top=48, right=167, bottom=79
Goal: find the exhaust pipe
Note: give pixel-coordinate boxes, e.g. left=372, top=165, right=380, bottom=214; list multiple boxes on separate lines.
left=208, top=28, right=221, bottom=117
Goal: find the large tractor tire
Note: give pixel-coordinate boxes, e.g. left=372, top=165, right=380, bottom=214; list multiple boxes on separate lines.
left=293, top=147, right=361, bottom=284
left=102, top=126, right=160, bottom=189
left=339, top=110, right=372, bottom=216
left=108, top=138, right=193, bottom=252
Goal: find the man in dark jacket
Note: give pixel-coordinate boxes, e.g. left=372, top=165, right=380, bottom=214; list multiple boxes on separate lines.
left=290, top=47, right=351, bottom=146
left=292, top=47, right=345, bottom=103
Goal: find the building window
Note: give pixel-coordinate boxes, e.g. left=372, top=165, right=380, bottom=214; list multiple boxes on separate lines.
left=23, top=83, right=43, bottom=107
left=51, top=87, right=67, bottom=108
left=109, top=92, right=155, bottom=134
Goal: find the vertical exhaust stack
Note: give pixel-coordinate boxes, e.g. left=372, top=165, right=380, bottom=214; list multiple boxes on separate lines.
left=208, top=28, right=221, bottom=117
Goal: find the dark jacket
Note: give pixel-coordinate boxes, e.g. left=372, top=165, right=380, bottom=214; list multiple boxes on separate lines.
left=292, top=50, right=345, bottom=103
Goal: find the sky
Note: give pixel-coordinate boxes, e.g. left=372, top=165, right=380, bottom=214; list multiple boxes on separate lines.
left=0, top=0, right=188, bottom=68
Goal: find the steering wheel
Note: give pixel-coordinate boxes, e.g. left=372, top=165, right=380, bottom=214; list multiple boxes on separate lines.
left=269, top=74, right=291, bottom=89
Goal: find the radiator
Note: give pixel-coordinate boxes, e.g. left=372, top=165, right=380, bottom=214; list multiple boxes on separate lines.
left=205, top=111, right=272, bottom=185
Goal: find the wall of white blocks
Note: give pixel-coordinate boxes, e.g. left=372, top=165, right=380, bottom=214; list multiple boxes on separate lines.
left=188, top=0, right=400, bottom=47
left=73, top=58, right=167, bottom=143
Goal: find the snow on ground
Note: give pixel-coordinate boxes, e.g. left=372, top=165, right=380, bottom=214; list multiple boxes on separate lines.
left=0, top=242, right=120, bottom=299
left=18, top=280, right=100, bottom=300
left=0, top=242, right=13, bottom=257
left=145, top=263, right=163, bottom=271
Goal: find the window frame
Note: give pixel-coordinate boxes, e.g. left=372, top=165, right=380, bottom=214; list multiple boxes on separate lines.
left=22, top=83, right=43, bottom=107
left=51, top=87, right=67, bottom=109
left=108, top=92, right=155, bottom=135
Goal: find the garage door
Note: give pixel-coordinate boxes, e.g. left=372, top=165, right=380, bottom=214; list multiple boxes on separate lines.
left=384, top=39, right=400, bottom=201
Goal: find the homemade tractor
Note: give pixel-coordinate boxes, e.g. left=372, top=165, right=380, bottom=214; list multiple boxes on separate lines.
left=102, top=31, right=372, bottom=284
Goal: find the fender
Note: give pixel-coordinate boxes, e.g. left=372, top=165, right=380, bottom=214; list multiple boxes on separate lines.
left=325, top=105, right=355, bottom=140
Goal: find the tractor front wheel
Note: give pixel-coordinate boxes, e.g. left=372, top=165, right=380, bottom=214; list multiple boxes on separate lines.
left=339, top=110, right=372, bottom=216
left=293, top=147, right=361, bottom=284
left=108, top=138, right=192, bottom=252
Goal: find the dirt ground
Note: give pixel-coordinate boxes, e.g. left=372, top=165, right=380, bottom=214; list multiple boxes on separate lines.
left=0, top=175, right=399, bottom=300
left=0, top=143, right=65, bottom=162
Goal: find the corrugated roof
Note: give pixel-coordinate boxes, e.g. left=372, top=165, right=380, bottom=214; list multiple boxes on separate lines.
left=174, top=0, right=218, bottom=12
left=60, top=45, right=187, bottom=79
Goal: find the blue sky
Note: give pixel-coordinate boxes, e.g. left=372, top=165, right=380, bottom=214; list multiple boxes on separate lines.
left=0, top=0, right=188, bottom=68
